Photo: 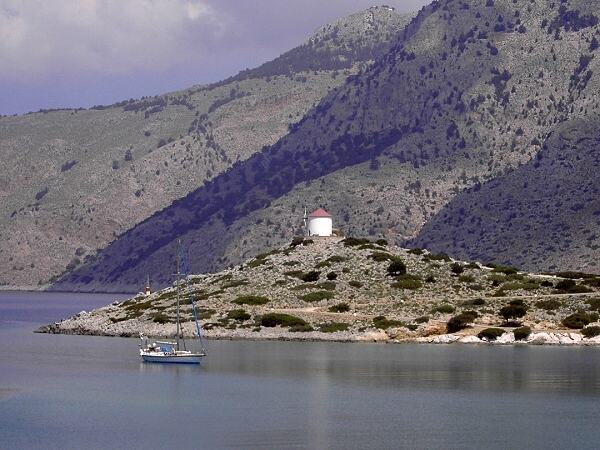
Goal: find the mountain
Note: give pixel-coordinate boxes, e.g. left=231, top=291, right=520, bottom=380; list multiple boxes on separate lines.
left=412, top=116, right=600, bottom=273
left=39, top=237, right=600, bottom=343
left=51, top=0, right=600, bottom=293
left=0, top=6, right=413, bottom=289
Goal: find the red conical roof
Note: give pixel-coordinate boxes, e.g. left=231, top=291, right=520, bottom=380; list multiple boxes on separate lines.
left=308, top=208, right=332, bottom=218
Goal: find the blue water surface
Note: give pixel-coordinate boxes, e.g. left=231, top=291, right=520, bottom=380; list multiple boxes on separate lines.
left=1, top=291, right=600, bottom=449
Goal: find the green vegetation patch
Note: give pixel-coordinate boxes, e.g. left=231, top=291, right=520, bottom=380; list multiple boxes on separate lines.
left=555, top=279, right=593, bottom=294
left=221, top=279, right=249, bottom=289
left=300, top=291, right=335, bottom=303
left=536, top=299, right=563, bottom=311
left=447, top=311, right=478, bottom=333
left=152, top=313, right=173, bottom=324
left=369, top=251, right=394, bottom=262
left=328, top=303, right=350, bottom=313
left=501, top=281, right=539, bottom=291
left=423, top=252, right=451, bottom=262
left=513, top=326, right=532, bottom=341
left=562, top=312, right=593, bottom=329
left=341, top=237, right=371, bottom=247
left=391, top=276, right=422, bottom=290
left=233, top=295, right=270, bottom=306
left=407, top=248, right=424, bottom=255
left=585, top=297, right=600, bottom=311
left=431, top=304, right=456, bottom=314
left=458, top=274, right=475, bottom=283
left=373, top=315, right=405, bottom=330
left=348, top=280, right=364, bottom=288
left=227, top=309, right=251, bottom=322
left=260, top=313, right=306, bottom=328
left=477, top=328, right=505, bottom=341
left=581, top=326, right=600, bottom=338
left=301, top=271, right=321, bottom=282
left=499, top=300, right=528, bottom=321
left=491, top=265, right=519, bottom=275
left=197, top=308, right=216, bottom=320
left=462, top=298, right=486, bottom=307
left=318, top=322, right=350, bottom=333
left=387, top=257, right=407, bottom=277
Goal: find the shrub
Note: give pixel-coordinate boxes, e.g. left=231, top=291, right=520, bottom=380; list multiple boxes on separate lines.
left=233, top=295, right=269, bottom=306
left=391, top=277, right=422, bottom=290
left=540, top=280, right=554, bottom=288
left=491, top=265, right=518, bottom=275
left=513, top=326, right=532, bottom=341
left=373, top=316, right=405, bottom=330
left=342, top=237, right=370, bottom=247
left=451, top=263, right=464, bottom=275
left=415, top=316, right=430, bottom=323
left=318, top=322, right=350, bottom=333
left=423, top=252, right=451, bottom=262
left=387, top=257, right=407, bottom=276
left=562, top=312, right=593, bottom=329
left=290, top=237, right=304, bottom=247
left=375, top=239, right=388, bottom=246
left=581, top=326, right=600, bottom=338
left=408, top=248, right=424, bottom=255
left=502, top=281, right=538, bottom=291
left=369, top=251, right=393, bottom=262
left=478, top=328, right=505, bottom=341
left=536, top=299, right=562, bottom=311
left=499, top=304, right=527, bottom=321
left=289, top=324, right=314, bottom=332
left=555, top=279, right=593, bottom=294
left=447, top=311, right=478, bottom=333
left=328, top=303, right=350, bottom=313
left=315, top=281, right=336, bottom=291
left=348, top=280, right=363, bottom=288
left=586, top=297, right=600, bottom=311
left=301, top=291, right=335, bottom=303
left=432, top=304, right=455, bottom=314
left=458, top=274, right=475, bottom=283
left=260, top=313, right=306, bottom=328
left=227, top=309, right=251, bottom=322
left=326, top=271, right=338, bottom=281
left=301, top=271, right=320, bottom=282
left=152, top=313, right=172, bottom=324
left=425, top=274, right=436, bottom=283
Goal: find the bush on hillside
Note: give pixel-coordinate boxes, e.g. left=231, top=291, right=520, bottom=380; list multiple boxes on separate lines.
left=328, top=303, right=350, bottom=313
left=233, top=295, right=270, bottom=306
left=447, top=311, right=478, bottom=333
left=513, top=326, right=532, bottom=341
left=373, top=316, right=405, bottom=330
left=300, top=291, right=335, bottom=303
left=387, top=257, right=407, bottom=277
left=318, top=322, right=350, bottom=333
left=477, top=328, right=505, bottom=341
left=581, top=326, right=600, bottom=338
left=260, top=313, right=306, bottom=328
left=301, top=271, right=320, bottom=282
left=536, top=299, right=562, bottom=311
left=562, top=312, right=593, bottom=329
left=451, top=262, right=464, bottom=275
left=227, top=309, right=251, bottom=322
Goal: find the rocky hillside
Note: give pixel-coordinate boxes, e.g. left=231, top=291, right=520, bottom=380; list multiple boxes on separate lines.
left=54, top=0, right=600, bottom=292
left=412, top=116, right=600, bottom=272
left=0, top=6, right=412, bottom=289
left=40, top=237, right=600, bottom=345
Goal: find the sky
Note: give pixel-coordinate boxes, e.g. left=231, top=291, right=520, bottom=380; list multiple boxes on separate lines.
left=0, top=0, right=430, bottom=115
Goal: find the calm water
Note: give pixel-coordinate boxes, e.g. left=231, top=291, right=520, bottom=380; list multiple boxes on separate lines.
left=1, top=292, right=600, bottom=449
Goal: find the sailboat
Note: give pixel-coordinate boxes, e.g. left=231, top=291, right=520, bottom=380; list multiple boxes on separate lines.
left=139, top=242, right=207, bottom=364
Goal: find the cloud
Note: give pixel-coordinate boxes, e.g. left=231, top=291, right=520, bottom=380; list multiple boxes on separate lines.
left=0, top=0, right=224, bottom=80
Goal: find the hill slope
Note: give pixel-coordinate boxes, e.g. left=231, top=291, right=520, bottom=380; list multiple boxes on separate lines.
left=0, top=6, right=412, bottom=288
left=412, top=116, right=600, bottom=272
left=40, top=237, right=600, bottom=345
left=53, top=0, right=600, bottom=292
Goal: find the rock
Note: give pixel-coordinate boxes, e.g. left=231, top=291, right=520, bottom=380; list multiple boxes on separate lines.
left=458, top=335, right=481, bottom=344
left=431, top=334, right=460, bottom=344
left=496, top=332, right=515, bottom=344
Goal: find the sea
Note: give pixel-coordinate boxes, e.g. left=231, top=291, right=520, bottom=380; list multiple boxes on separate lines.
left=1, top=291, right=600, bottom=449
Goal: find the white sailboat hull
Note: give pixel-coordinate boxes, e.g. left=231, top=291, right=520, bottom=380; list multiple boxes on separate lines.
left=140, top=350, right=205, bottom=364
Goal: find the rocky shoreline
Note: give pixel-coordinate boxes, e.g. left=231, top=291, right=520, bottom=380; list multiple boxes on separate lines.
left=37, top=310, right=600, bottom=347
left=35, top=238, right=600, bottom=347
